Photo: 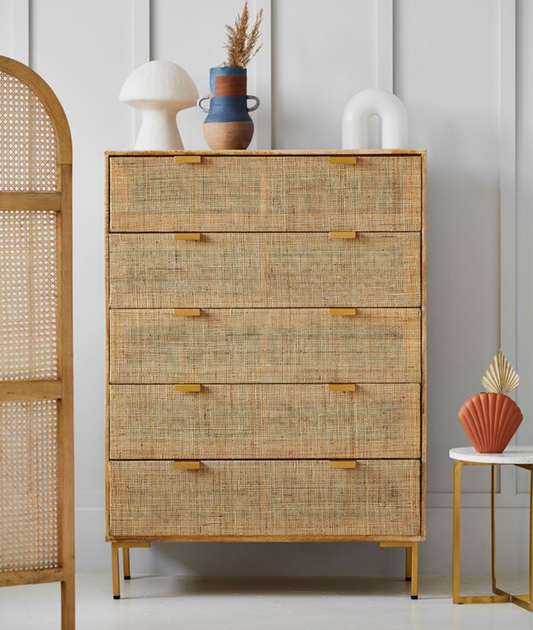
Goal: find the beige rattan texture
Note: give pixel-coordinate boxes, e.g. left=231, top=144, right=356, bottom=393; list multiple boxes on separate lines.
left=110, top=308, right=421, bottom=384
left=0, top=400, right=59, bottom=572
left=109, top=232, right=421, bottom=309
left=0, top=71, right=56, bottom=192
left=109, top=459, right=420, bottom=538
left=109, top=156, right=421, bottom=232
left=110, top=384, right=421, bottom=459
left=0, top=211, right=58, bottom=381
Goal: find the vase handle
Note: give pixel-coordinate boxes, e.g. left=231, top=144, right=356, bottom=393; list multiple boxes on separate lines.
left=247, top=95, right=260, bottom=112
left=197, top=96, right=210, bottom=113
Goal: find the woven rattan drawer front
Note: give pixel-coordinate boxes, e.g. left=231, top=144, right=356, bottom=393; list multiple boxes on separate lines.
left=109, top=384, right=421, bottom=459
left=109, top=232, right=421, bottom=308
left=108, top=459, right=421, bottom=538
left=109, top=156, right=422, bottom=232
left=110, top=308, right=421, bottom=384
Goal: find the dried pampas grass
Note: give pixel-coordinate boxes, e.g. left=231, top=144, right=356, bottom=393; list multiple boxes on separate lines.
left=224, top=2, right=263, bottom=68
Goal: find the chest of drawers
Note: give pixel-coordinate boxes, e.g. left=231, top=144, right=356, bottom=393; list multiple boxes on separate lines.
left=105, top=150, right=426, bottom=598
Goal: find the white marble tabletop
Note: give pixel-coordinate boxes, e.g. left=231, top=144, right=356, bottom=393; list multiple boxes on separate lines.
left=449, top=446, right=533, bottom=465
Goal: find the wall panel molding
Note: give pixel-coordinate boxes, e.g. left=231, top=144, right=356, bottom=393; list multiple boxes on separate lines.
left=500, top=0, right=518, bottom=496
left=12, top=0, right=29, bottom=65
left=426, top=0, right=518, bottom=509
left=500, top=0, right=517, bottom=367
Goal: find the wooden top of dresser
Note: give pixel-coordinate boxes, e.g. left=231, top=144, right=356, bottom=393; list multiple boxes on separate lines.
left=105, top=149, right=426, bottom=157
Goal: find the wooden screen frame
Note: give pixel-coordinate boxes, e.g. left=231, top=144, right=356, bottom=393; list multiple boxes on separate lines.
left=0, top=56, right=74, bottom=630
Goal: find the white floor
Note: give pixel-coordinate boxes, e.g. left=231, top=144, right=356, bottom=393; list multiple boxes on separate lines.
left=2, top=574, right=533, bottom=629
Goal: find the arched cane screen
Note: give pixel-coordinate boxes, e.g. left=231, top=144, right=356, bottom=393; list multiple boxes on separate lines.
left=0, top=70, right=60, bottom=573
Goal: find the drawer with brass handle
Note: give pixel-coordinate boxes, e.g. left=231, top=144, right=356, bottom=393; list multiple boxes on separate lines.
left=173, top=460, right=201, bottom=470
left=109, top=383, right=421, bottom=460
left=108, top=232, right=421, bottom=309
left=109, top=155, right=422, bottom=232
left=110, top=308, right=421, bottom=384
left=108, top=459, right=421, bottom=539
left=173, top=156, right=202, bottom=164
left=329, top=460, right=357, bottom=469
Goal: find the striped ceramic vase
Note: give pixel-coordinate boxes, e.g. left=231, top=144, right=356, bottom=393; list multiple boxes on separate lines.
left=198, top=67, right=260, bottom=150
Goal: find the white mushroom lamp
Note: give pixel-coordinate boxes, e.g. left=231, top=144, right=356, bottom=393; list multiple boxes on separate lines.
left=119, top=60, right=199, bottom=150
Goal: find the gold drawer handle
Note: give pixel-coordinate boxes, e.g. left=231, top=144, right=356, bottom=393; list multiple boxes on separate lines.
left=329, top=308, right=357, bottom=316
left=174, top=156, right=202, bottom=164
left=329, top=460, right=357, bottom=469
left=174, top=233, right=201, bottom=241
left=329, top=231, right=356, bottom=239
left=175, top=384, right=202, bottom=393
left=329, top=384, right=356, bottom=392
left=174, top=308, right=201, bottom=317
left=330, top=156, right=358, bottom=165
left=174, top=461, right=201, bottom=470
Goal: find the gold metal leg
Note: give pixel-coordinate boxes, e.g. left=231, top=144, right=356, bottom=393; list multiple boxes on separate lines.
left=521, top=468, right=533, bottom=611
left=490, top=465, right=533, bottom=609
left=111, top=542, right=150, bottom=599
left=514, top=468, right=533, bottom=611
left=410, top=543, right=419, bottom=599
left=496, top=466, right=533, bottom=611
left=453, top=460, right=533, bottom=610
left=123, top=547, right=131, bottom=580
left=491, top=464, right=497, bottom=592
left=111, top=543, right=120, bottom=600
left=380, top=541, right=419, bottom=598
left=452, top=461, right=461, bottom=604
left=405, top=546, right=412, bottom=582
left=453, top=461, right=509, bottom=605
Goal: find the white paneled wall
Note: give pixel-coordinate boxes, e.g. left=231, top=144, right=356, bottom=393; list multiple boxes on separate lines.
left=397, top=0, right=502, bottom=496
left=272, top=0, right=376, bottom=148
left=0, top=0, right=531, bottom=576
left=516, top=0, right=533, bottom=496
left=30, top=0, right=133, bottom=518
left=0, top=1, right=13, bottom=58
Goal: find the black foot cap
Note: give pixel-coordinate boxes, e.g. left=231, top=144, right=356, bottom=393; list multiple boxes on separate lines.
left=124, top=576, right=131, bottom=580
left=405, top=577, right=411, bottom=582
left=113, top=596, right=120, bottom=600
left=411, top=595, right=418, bottom=600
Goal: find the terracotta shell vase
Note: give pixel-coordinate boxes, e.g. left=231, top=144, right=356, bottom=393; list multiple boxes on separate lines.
left=198, top=67, right=260, bottom=150
left=457, top=351, right=523, bottom=453
left=458, top=392, right=523, bottom=453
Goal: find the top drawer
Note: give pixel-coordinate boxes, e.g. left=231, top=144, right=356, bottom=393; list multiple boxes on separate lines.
left=109, top=155, right=422, bottom=232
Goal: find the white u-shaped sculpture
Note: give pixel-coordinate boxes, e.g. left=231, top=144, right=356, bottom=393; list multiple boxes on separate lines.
left=342, top=88, right=408, bottom=149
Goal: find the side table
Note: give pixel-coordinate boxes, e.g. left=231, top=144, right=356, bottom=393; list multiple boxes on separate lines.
left=450, top=446, right=533, bottom=611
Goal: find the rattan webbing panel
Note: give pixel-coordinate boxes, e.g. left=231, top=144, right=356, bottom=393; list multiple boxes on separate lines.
left=110, top=308, right=421, bottom=384
left=0, top=210, right=58, bottom=381
left=0, top=71, right=56, bottom=192
left=110, top=384, right=421, bottom=459
left=109, top=156, right=422, bottom=232
left=0, top=400, right=59, bottom=572
left=0, top=56, right=73, bottom=623
left=109, top=460, right=420, bottom=538
left=109, top=232, right=421, bottom=309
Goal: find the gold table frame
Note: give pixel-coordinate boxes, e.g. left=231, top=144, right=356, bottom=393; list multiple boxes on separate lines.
left=453, top=459, right=533, bottom=611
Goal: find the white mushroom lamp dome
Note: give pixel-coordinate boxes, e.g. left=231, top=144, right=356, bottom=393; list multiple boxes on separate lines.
left=120, top=60, right=199, bottom=150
